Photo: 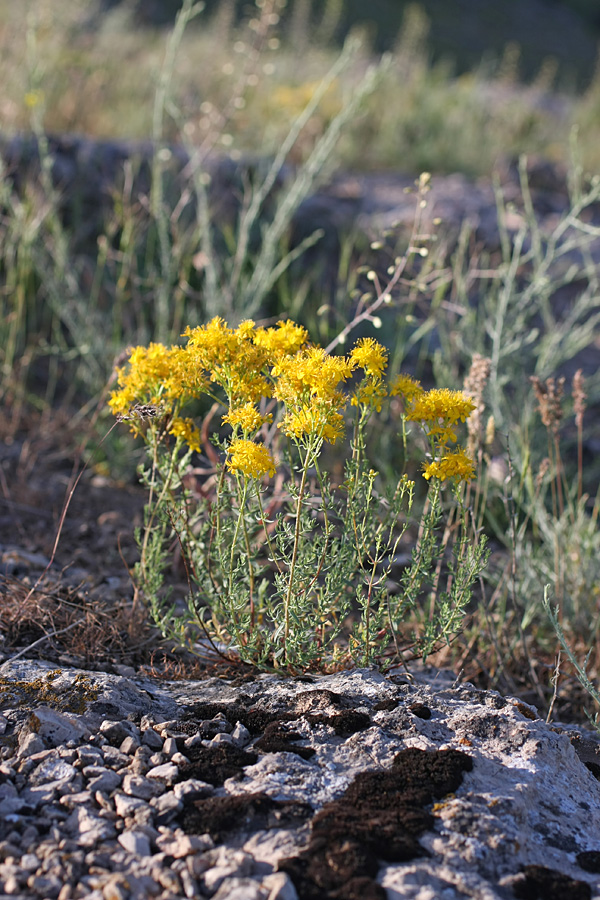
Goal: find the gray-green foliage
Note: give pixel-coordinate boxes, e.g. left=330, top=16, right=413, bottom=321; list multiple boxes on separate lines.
left=0, top=0, right=389, bottom=404
left=420, top=160, right=600, bottom=684
left=544, top=586, right=600, bottom=732
left=133, top=409, right=487, bottom=671
left=134, top=421, right=415, bottom=669
left=432, top=159, right=600, bottom=458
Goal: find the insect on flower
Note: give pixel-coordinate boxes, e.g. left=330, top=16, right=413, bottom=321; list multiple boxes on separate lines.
left=117, top=403, right=164, bottom=422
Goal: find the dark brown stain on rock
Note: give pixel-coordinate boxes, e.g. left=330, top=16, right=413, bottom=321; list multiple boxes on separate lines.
left=179, top=695, right=372, bottom=760
left=305, top=709, right=372, bottom=735
left=176, top=743, right=258, bottom=786
left=278, top=747, right=473, bottom=899
left=584, top=760, right=600, bottom=779
left=181, top=700, right=245, bottom=727
left=254, top=721, right=316, bottom=759
left=512, top=864, right=592, bottom=900
left=570, top=733, right=600, bottom=782
left=514, top=702, right=538, bottom=721
left=294, top=689, right=343, bottom=713
left=374, top=698, right=399, bottom=711
left=329, top=875, right=387, bottom=900
left=409, top=703, right=432, bottom=719
left=179, top=792, right=312, bottom=841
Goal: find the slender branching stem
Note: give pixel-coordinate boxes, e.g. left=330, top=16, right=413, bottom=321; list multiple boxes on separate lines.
left=228, top=474, right=249, bottom=634
left=255, top=485, right=283, bottom=575
left=284, top=443, right=312, bottom=662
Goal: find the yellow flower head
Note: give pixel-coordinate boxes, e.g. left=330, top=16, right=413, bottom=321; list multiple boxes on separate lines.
left=272, top=347, right=352, bottom=406
left=168, top=417, right=202, bottom=453
left=351, top=376, right=388, bottom=413
left=254, top=320, right=308, bottom=360
left=235, top=319, right=256, bottom=341
left=422, top=448, right=476, bottom=482
left=174, top=345, right=210, bottom=398
left=349, top=338, right=388, bottom=378
left=222, top=403, right=269, bottom=434
left=108, top=343, right=187, bottom=419
left=24, top=90, right=44, bottom=109
left=183, top=317, right=270, bottom=404
left=226, top=439, right=277, bottom=479
left=406, top=388, right=476, bottom=443
left=280, top=402, right=345, bottom=444
left=389, top=373, right=424, bottom=403
left=426, top=423, right=459, bottom=444
left=184, top=317, right=237, bottom=366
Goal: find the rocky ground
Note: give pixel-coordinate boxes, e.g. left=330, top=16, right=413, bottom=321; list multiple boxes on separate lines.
left=1, top=661, right=600, bottom=900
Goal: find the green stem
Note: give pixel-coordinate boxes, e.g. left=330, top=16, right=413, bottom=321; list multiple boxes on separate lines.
left=303, top=456, right=332, bottom=603
left=141, top=425, right=179, bottom=573
left=283, top=442, right=313, bottom=663
left=228, top=475, right=248, bottom=634
left=363, top=549, right=380, bottom=665
left=241, top=495, right=256, bottom=630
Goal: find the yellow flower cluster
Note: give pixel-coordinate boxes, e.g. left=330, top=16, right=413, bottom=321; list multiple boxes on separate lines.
left=349, top=338, right=388, bottom=378
left=110, top=317, right=319, bottom=465
left=273, top=347, right=354, bottom=445
left=222, top=403, right=269, bottom=435
left=110, top=317, right=473, bottom=481
left=422, top=449, right=475, bottom=482
left=226, top=439, right=276, bottom=479
left=272, top=347, right=353, bottom=405
left=406, top=388, right=476, bottom=441
left=184, top=318, right=271, bottom=405
left=281, top=404, right=345, bottom=445
left=168, top=417, right=202, bottom=453
left=406, top=388, right=475, bottom=432
left=351, top=377, right=388, bottom=413
left=348, top=338, right=389, bottom=413
left=395, top=384, right=476, bottom=483
left=108, top=343, right=193, bottom=423
left=254, top=320, right=308, bottom=358
left=389, top=374, right=424, bottom=404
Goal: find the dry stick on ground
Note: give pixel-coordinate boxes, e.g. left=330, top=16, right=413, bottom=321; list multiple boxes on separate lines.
left=545, top=650, right=562, bottom=724
left=572, top=369, right=586, bottom=504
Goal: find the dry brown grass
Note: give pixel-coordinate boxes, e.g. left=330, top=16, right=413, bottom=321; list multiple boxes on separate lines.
left=0, top=574, right=151, bottom=667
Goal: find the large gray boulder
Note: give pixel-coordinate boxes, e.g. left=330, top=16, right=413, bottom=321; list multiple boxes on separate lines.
left=0, top=658, right=598, bottom=899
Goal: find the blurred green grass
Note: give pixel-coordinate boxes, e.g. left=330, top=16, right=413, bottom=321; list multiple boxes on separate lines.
left=2, top=0, right=600, bottom=173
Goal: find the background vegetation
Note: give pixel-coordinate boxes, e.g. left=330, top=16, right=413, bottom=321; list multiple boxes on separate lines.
left=102, top=0, right=600, bottom=84
left=2, top=0, right=600, bottom=172
left=1, top=0, right=599, bottom=720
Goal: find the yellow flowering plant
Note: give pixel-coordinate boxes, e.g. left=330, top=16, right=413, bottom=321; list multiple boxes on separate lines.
left=110, top=317, right=488, bottom=670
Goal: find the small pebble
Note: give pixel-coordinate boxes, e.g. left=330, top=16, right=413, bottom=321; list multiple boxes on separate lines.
left=162, top=737, right=178, bottom=758
left=121, top=774, right=162, bottom=801
left=141, top=728, right=163, bottom=752
left=118, top=735, right=139, bottom=755
left=117, top=830, right=151, bottom=857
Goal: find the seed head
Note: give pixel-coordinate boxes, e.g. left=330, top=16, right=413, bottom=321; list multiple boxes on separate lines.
left=530, top=375, right=565, bottom=435
left=572, top=369, right=586, bottom=430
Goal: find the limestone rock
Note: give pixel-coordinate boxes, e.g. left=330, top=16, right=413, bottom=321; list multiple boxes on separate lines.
left=0, top=660, right=598, bottom=899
